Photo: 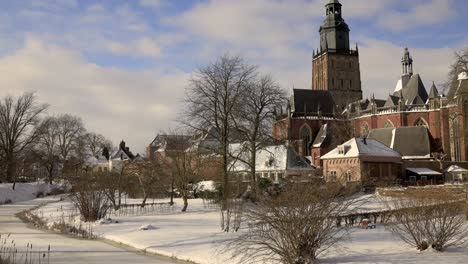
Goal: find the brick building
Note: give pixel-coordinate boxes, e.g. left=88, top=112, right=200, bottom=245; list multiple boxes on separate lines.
left=273, top=0, right=468, bottom=173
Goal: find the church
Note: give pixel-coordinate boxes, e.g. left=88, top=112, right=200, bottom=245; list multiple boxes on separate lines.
left=272, top=0, right=468, bottom=179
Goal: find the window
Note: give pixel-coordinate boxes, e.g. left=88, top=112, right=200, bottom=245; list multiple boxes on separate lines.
left=421, top=176, right=428, bottom=181
left=414, top=117, right=428, bottom=127
left=449, top=116, right=461, bottom=161
left=346, top=170, right=352, bottom=182
left=300, top=125, right=312, bottom=156
left=361, top=123, right=369, bottom=136
left=410, top=176, right=416, bottom=182
left=383, top=120, right=394, bottom=128
left=330, top=171, right=337, bottom=182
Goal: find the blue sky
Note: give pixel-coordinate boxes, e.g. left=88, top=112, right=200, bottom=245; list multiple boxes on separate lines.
left=0, top=0, right=467, bottom=152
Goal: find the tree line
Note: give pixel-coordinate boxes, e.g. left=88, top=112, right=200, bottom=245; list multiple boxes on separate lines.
left=0, top=92, right=113, bottom=189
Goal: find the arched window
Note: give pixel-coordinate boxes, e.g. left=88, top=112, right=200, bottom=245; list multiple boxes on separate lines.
left=449, top=116, right=461, bottom=161
left=361, top=123, right=369, bottom=136
left=414, top=117, right=428, bottom=127
left=300, top=125, right=312, bottom=156
left=383, top=120, right=394, bottom=128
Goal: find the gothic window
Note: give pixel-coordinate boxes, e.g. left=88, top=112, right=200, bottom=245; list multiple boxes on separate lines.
left=300, top=125, right=312, bottom=156
left=361, top=123, right=369, bottom=136
left=383, top=120, right=394, bottom=128
left=414, top=117, right=428, bottom=127
left=449, top=116, right=461, bottom=161
left=346, top=170, right=352, bottom=182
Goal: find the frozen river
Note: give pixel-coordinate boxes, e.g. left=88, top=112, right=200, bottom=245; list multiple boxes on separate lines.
left=0, top=198, right=189, bottom=264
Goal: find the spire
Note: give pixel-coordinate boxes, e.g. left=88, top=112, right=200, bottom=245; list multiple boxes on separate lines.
left=320, top=0, right=349, bottom=51
left=429, top=81, right=439, bottom=98
left=401, top=46, right=413, bottom=76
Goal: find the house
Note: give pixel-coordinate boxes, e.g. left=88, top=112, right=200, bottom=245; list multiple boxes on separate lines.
left=321, top=138, right=402, bottom=185
left=444, top=165, right=468, bottom=183
left=405, top=168, right=443, bottom=185
left=229, top=144, right=316, bottom=184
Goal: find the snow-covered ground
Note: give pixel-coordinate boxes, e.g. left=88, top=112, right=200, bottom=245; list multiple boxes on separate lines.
left=32, top=196, right=468, bottom=264
left=0, top=181, right=65, bottom=204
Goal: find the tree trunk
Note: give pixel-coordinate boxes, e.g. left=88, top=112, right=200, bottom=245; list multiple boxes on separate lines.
left=250, top=145, right=257, bottom=198
left=182, top=196, right=188, bottom=212
left=141, top=195, right=148, bottom=208
left=170, top=177, right=175, bottom=206
left=48, top=164, right=54, bottom=184
left=6, top=155, right=16, bottom=189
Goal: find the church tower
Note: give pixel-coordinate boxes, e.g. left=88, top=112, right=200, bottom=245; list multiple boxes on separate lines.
left=401, top=46, right=413, bottom=88
left=312, top=0, right=362, bottom=109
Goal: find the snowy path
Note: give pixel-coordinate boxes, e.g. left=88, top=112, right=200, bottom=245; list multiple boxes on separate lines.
left=0, top=198, right=190, bottom=264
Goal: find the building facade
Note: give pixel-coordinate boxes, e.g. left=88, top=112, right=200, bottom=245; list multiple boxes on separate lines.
left=273, top=0, right=468, bottom=172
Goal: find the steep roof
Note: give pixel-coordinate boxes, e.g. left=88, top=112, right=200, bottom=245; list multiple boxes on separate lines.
left=229, top=144, right=314, bottom=172
left=395, top=74, right=428, bottom=105
left=312, top=124, right=330, bottom=148
left=321, top=138, right=401, bottom=159
left=290, top=89, right=336, bottom=116
left=384, top=95, right=400, bottom=107
left=447, top=73, right=468, bottom=101
left=428, top=82, right=439, bottom=98
left=368, top=126, right=431, bottom=159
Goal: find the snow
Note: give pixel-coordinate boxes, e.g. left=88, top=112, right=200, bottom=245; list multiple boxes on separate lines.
left=229, top=144, right=287, bottom=172
left=30, top=196, right=468, bottom=264
left=0, top=181, right=65, bottom=204
left=445, top=165, right=468, bottom=173
left=458, top=72, right=467, bottom=80
left=321, top=138, right=401, bottom=159
left=195, top=181, right=217, bottom=192
left=406, top=167, right=442, bottom=175
left=394, top=78, right=403, bottom=92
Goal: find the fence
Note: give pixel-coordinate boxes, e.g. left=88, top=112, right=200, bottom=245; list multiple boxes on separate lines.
left=107, top=202, right=176, bottom=217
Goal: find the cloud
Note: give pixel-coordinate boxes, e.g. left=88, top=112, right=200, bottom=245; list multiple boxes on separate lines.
left=106, top=37, right=162, bottom=58
left=0, top=37, right=189, bottom=153
left=377, top=0, right=455, bottom=32
left=139, top=0, right=162, bottom=9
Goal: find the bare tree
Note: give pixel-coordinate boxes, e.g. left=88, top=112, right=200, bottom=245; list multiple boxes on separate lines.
left=228, top=183, right=356, bottom=264
left=231, top=75, right=286, bottom=196
left=35, top=117, right=60, bottom=184
left=55, top=114, right=86, bottom=163
left=385, top=191, right=468, bottom=251
left=157, top=132, right=203, bottom=212
left=0, top=92, right=48, bottom=187
left=443, top=48, right=468, bottom=93
left=85, top=132, right=113, bottom=157
left=129, top=158, right=168, bottom=208
left=183, top=54, right=256, bottom=218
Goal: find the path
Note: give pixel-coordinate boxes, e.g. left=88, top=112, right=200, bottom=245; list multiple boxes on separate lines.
left=0, top=197, right=189, bottom=264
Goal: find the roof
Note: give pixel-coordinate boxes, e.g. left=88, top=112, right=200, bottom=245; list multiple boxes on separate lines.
left=445, top=165, right=468, bottom=173
left=312, top=124, right=330, bottom=148
left=229, top=144, right=314, bottom=172
left=396, top=74, right=429, bottom=105
left=406, top=168, right=442, bottom=176
left=384, top=95, right=400, bottom=107
left=149, top=134, right=191, bottom=152
left=428, top=82, right=439, bottom=98
left=368, top=126, right=431, bottom=159
left=321, top=138, right=401, bottom=159
left=447, top=73, right=468, bottom=101
left=290, top=89, right=336, bottom=116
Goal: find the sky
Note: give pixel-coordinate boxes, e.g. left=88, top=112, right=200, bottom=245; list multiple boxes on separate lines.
left=0, top=0, right=467, bottom=154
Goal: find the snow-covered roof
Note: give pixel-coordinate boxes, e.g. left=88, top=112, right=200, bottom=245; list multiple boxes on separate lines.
left=459, top=72, right=468, bottom=80
left=321, top=138, right=401, bottom=160
left=445, top=165, right=468, bottom=173
left=111, top=149, right=131, bottom=161
left=230, top=145, right=287, bottom=172
left=394, top=79, right=402, bottom=93
left=229, top=143, right=314, bottom=172
left=406, top=168, right=442, bottom=175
